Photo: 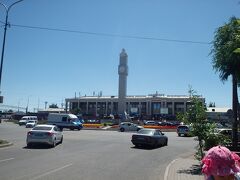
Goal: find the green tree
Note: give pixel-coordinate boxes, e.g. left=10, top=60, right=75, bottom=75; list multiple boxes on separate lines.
left=211, top=17, right=240, bottom=149
left=178, top=88, right=227, bottom=160
left=178, top=88, right=208, bottom=159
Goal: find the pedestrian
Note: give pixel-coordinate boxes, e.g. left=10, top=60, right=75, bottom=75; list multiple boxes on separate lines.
left=202, top=145, right=240, bottom=180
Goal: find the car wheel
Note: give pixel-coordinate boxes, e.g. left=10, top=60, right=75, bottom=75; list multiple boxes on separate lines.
left=120, top=128, right=125, bottom=132
left=70, top=127, right=74, bottom=131
left=60, top=136, right=63, bottom=144
left=27, top=143, right=32, bottom=148
left=52, top=139, right=56, bottom=148
left=135, top=144, right=140, bottom=148
left=165, top=139, right=168, bottom=146
left=154, top=141, right=159, bottom=148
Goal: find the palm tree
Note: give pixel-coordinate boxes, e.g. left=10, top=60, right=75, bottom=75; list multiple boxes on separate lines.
left=211, top=17, right=240, bottom=149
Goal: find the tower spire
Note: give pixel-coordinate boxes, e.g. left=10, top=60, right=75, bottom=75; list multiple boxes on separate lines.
left=118, top=48, right=128, bottom=115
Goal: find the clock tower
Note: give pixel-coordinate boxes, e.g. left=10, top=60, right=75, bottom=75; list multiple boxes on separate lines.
left=118, top=49, right=128, bottom=115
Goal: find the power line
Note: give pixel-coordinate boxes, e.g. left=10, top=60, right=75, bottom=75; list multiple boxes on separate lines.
left=10, top=23, right=211, bottom=45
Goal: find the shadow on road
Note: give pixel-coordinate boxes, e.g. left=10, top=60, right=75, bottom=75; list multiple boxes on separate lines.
left=177, top=164, right=202, bottom=175
left=131, top=146, right=164, bottom=150
left=23, top=144, right=53, bottom=149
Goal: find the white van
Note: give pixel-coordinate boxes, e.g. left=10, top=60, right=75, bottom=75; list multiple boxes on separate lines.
left=19, top=116, right=38, bottom=126
left=47, top=113, right=83, bottom=131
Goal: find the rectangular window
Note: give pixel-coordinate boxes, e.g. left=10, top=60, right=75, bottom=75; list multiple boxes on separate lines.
left=62, top=117, right=67, bottom=122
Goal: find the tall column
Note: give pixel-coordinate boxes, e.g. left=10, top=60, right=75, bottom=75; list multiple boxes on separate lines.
left=172, top=102, right=175, bottom=115
left=65, top=101, right=68, bottom=112
left=149, top=101, right=152, bottom=116
left=95, top=102, right=98, bottom=116
left=139, top=102, right=141, bottom=115
left=86, top=102, right=89, bottom=114
left=111, top=102, right=113, bottom=114
left=118, top=49, right=128, bottom=115
left=105, top=102, right=107, bottom=115
left=184, top=102, right=186, bottom=113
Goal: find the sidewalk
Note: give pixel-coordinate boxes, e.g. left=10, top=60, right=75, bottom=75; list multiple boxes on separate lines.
left=164, top=154, right=204, bottom=180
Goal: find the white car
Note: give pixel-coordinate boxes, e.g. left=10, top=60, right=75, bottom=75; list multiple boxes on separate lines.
left=119, top=122, right=143, bottom=132
left=25, top=120, right=37, bottom=128
left=26, top=125, right=63, bottom=148
left=19, top=116, right=38, bottom=126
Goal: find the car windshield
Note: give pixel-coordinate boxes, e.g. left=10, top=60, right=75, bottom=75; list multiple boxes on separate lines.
left=71, top=118, right=81, bottom=123
left=32, top=126, right=52, bottom=131
left=138, top=129, right=154, bottom=135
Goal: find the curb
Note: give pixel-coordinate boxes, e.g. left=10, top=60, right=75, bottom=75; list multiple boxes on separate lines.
left=82, top=127, right=177, bottom=132
left=164, top=158, right=179, bottom=180
left=163, top=153, right=203, bottom=180
left=0, top=142, right=13, bottom=148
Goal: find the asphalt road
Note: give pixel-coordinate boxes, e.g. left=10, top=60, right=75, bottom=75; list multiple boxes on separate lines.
left=0, top=122, right=198, bottom=180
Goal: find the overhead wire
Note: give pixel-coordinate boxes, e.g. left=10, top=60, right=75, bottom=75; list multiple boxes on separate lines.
left=8, top=23, right=211, bottom=45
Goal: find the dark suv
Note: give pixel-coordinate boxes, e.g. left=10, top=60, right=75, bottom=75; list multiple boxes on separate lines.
left=177, top=125, right=191, bottom=137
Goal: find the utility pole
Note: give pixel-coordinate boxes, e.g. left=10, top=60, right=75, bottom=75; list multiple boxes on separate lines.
left=44, top=101, right=48, bottom=110
left=0, top=0, right=24, bottom=103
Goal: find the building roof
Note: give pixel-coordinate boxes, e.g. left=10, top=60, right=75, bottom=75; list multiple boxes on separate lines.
left=66, top=94, right=201, bottom=100
left=38, top=108, right=65, bottom=113
left=207, top=107, right=231, bottom=113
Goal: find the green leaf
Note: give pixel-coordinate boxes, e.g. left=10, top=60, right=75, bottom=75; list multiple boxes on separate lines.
left=233, top=48, right=240, bottom=54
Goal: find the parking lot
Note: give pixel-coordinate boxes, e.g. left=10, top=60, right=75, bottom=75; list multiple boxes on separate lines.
left=0, top=122, right=197, bottom=180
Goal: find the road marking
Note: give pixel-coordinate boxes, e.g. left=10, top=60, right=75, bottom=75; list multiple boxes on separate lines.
left=164, top=158, right=179, bottom=180
left=0, top=158, right=14, bottom=163
left=31, top=163, right=73, bottom=180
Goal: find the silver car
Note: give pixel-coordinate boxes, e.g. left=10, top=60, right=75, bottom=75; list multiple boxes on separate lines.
left=119, top=122, right=143, bottom=132
left=26, top=125, right=63, bottom=148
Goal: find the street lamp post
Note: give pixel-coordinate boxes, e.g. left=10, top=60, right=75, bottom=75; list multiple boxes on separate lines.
left=0, top=0, right=23, bottom=103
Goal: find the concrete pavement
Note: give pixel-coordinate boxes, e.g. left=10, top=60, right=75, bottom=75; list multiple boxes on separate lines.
left=164, top=154, right=204, bottom=180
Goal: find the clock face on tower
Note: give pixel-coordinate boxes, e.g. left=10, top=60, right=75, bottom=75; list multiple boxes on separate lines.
left=119, top=66, right=125, bottom=73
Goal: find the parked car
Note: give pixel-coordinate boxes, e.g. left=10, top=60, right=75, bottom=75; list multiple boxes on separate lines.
left=131, top=128, right=168, bottom=148
left=158, top=121, right=175, bottom=126
left=26, top=125, right=63, bottom=148
left=143, top=121, right=156, bottom=125
left=119, top=122, right=143, bottom=132
left=215, top=128, right=240, bottom=140
left=25, top=120, right=37, bottom=128
left=177, top=125, right=192, bottom=137
left=19, top=116, right=38, bottom=126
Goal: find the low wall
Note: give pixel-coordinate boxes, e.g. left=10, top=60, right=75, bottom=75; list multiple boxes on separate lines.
left=109, top=125, right=177, bottom=132
left=83, top=124, right=102, bottom=128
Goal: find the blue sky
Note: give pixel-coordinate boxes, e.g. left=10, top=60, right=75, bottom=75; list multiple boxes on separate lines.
left=0, top=0, right=239, bottom=112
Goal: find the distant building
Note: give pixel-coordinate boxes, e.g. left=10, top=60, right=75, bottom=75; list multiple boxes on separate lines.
left=37, top=108, right=66, bottom=120
left=65, top=49, right=205, bottom=120
left=65, top=94, right=205, bottom=120
left=38, top=108, right=65, bottom=114
left=206, top=107, right=232, bottom=122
